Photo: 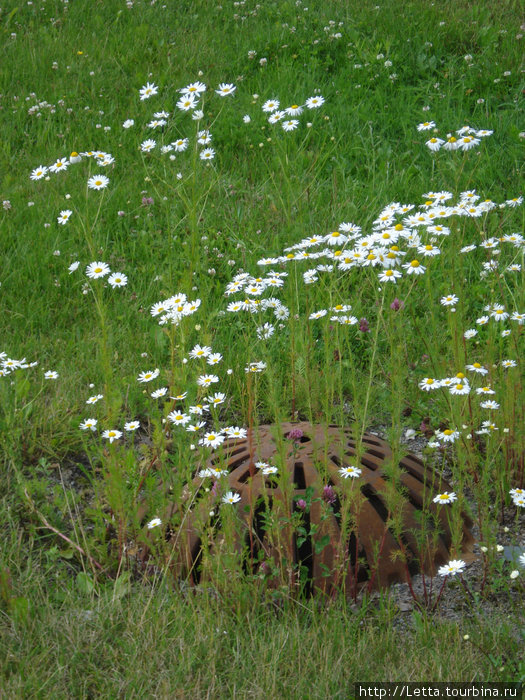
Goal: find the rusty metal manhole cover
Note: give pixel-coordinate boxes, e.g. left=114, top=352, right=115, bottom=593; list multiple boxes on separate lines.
left=146, top=422, right=474, bottom=595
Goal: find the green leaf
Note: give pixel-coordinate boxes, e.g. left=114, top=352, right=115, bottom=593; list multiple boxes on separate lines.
left=319, top=563, right=332, bottom=578
left=111, top=572, right=131, bottom=600
left=76, top=572, right=95, bottom=595
left=314, top=534, right=331, bottom=555
left=59, top=548, right=75, bottom=560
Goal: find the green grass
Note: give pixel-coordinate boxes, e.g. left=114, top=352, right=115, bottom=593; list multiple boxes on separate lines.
left=1, top=0, right=524, bottom=692
left=1, top=583, right=523, bottom=697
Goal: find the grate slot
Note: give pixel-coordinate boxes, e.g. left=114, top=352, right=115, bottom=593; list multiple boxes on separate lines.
left=293, top=462, right=307, bottom=489
left=236, top=469, right=252, bottom=484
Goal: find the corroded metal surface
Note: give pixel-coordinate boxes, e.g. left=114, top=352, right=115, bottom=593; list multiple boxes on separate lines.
left=148, top=423, right=475, bottom=594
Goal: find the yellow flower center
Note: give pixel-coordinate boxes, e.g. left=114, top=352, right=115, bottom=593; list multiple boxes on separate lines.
left=410, top=260, right=420, bottom=267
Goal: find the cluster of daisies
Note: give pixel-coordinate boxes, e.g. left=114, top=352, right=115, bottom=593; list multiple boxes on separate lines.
left=198, top=458, right=277, bottom=481
left=0, top=353, right=37, bottom=378
left=1, top=352, right=61, bottom=382
left=224, top=271, right=290, bottom=329
left=243, top=94, right=326, bottom=132
left=419, top=359, right=515, bottom=432
left=139, top=80, right=236, bottom=103
left=126, top=80, right=237, bottom=161
left=221, top=189, right=523, bottom=326
left=79, top=389, right=139, bottom=441
left=149, top=292, right=202, bottom=326
left=510, top=487, right=525, bottom=509
left=162, top=338, right=265, bottom=447
left=440, top=552, right=525, bottom=579
left=219, top=187, right=522, bottom=460
left=417, top=122, right=493, bottom=152
left=417, top=293, right=522, bottom=447
left=255, top=189, right=522, bottom=289
left=67, top=260, right=128, bottom=288
left=30, top=150, right=114, bottom=181
left=29, top=151, right=114, bottom=228
left=147, top=485, right=243, bottom=526
left=139, top=129, right=215, bottom=161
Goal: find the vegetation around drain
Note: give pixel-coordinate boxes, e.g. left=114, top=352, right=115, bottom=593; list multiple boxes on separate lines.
left=138, top=423, right=475, bottom=598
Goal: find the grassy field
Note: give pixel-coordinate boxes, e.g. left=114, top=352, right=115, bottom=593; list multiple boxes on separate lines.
left=1, top=0, right=524, bottom=695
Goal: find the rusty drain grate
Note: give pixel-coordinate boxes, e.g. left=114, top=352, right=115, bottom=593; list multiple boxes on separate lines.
left=148, top=423, right=475, bottom=594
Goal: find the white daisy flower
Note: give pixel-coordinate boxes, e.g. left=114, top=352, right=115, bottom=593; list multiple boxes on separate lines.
left=139, top=82, right=158, bottom=101
left=102, top=429, right=123, bottom=443
left=79, top=418, right=98, bottom=431
left=107, top=272, right=127, bottom=288
left=438, top=559, right=466, bottom=577
left=222, top=491, right=241, bottom=504
left=137, top=369, right=160, bottom=383
left=87, top=174, right=109, bottom=190
left=86, top=261, right=110, bottom=279
left=215, top=83, right=236, bottom=96
left=57, top=209, right=72, bottom=225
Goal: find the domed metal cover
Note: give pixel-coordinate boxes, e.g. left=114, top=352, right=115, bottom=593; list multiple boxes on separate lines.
left=156, top=423, right=475, bottom=595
